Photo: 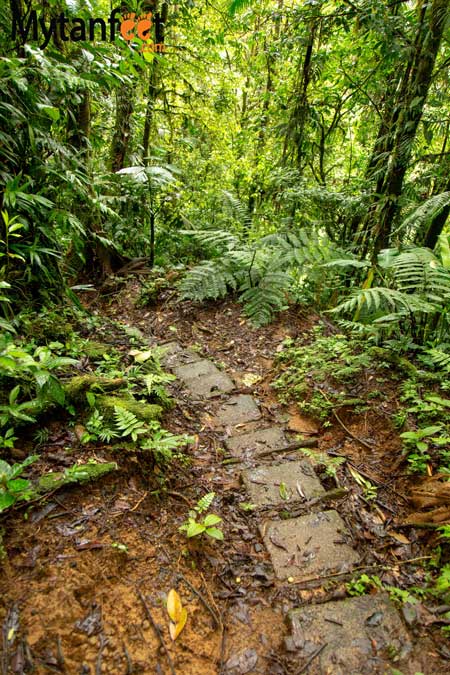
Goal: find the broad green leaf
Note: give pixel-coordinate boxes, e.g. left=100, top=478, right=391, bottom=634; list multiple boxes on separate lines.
left=203, top=513, right=222, bottom=527
left=206, top=527, right=224, bottom=540
left=0, top=492, right=16, bottom=512
left=186, top=521, right=205, bottom=537
left=7, top=478, right=30, bottom=493
left=0, top=356, right=16, bottom=370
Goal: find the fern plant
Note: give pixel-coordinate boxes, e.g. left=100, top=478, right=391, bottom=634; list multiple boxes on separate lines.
left=113, top=407, right=147, bottom=441
left=140, top=424, right=194, bottom=465
left=178, top=227, right=346, bottom=325
left=331, top=247, right=450, bottom=347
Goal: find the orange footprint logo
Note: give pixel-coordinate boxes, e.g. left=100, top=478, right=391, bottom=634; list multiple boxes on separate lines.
left=120, top=12, right=153, bottom=41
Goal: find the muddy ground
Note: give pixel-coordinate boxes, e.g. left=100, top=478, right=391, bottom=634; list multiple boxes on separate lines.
left=1, top=280, right=449, bottom=674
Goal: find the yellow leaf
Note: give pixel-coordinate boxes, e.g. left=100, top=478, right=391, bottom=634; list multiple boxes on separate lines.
left=167, top=588, right=183, bottom=623
left=7, top=628, right=15, bottom=642
left=169, top=607, right=187, bottom=640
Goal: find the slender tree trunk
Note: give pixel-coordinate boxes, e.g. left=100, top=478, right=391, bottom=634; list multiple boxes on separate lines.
left=142, top=2, right=168, bottom=164
left=423, top=178, right=450, bottom=250
left=283, top=19, right=317, bottom=167
left=110, top=86, right=135, bottom=172
left=358, top=0, right=448, bottom=260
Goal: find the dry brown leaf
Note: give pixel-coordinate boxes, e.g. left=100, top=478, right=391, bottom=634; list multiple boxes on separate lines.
left=387, top=530, right=410, bottom=545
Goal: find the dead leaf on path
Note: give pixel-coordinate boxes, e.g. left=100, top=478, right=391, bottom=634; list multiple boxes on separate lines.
left=225, top=647, right=258, bottom=674
left=167, top=589, right=183, bottom=623
left=169, top=607, right=187, bottom=640
left=167, top=589, right=187, bottom=640
left=241, top=373, right=262, bottom=387
left=74, top=424, right=86, bottom=441
left=269, top=534, right=289, bottom=552
left=387, top=530, right=410, bottom=545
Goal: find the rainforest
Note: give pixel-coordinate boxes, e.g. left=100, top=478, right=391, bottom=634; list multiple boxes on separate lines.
left=1, top=1, right=450, bottom=673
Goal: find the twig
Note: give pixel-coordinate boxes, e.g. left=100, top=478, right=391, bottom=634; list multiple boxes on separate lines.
left=56, top=636, right=65, bottom=670
left=137, top=588, right=176, bottom=675
left=122, top=640, right=133, bottom=674
left=177, top=573, right=220, bottom=628
left=397, top=521, right=449, bottom=530
left=166, top=490, right=192, bottom=507
left=222, top=440, right=319, bottom=464
left=218, top=620, right=228, bottom=675
left=129, top=491, right=148, bottom=512
left=256, top=439, right=319, bottom=458
left=295, top=643, right=327, bottom=674
left=288, top=556, right=432, bottom=586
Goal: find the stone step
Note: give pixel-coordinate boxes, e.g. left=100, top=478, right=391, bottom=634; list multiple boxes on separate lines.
left=225, top=427, right=287, bottom=459
left=173, top=359, right=234, bottom=398
left=286, top=593, right=412, bottom=674
left=242, top=460, right=324, bottom=507
left=159, top=341, right=202, bottom=368
left=215, top=394, right=262, bottom=427
left=260, top=510, right=360, bottom=581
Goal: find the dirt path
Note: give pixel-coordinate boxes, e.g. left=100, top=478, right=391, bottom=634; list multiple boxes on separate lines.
left=0, top=293, right=448, bottom=674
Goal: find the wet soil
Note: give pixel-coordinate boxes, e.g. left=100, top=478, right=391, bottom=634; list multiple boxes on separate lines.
left=1, top=281, right=449, bottom=674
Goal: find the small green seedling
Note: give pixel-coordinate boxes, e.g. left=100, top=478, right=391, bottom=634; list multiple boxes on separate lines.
left=111, top=542, right=128, bottom=553
left=0, top=455, right=38, bottom=512
left=179, top=492, right=224, bottom=541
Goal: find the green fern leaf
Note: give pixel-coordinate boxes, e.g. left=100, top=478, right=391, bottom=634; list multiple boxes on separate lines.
left=113, top=407, right=147, bottom=441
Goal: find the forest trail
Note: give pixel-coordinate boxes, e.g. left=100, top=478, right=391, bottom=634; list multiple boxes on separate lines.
left=162, top=338, right=413, bottom=674
left=0, top=293, right=447, bottom=675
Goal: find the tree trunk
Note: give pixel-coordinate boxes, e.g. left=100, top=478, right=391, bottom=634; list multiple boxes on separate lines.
left=142, top=2, right=168, bottom=164
left=110, top=86, right=135, bottom=172
left=359, top=0, right=448, bottom=260
left=283, top=20, right=317, bottom=168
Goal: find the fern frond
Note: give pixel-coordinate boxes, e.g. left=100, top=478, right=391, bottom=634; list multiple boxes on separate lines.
left=222, top=190, right=252, bottom=230
left=330, top=287, right=412, bottom=316
left=400, top=192, right=450, bottom=235
left=196, top=492, right=215, bottom=513
left=179, top=260, right=238, bottom=301
left=113, top=407, right=147, bottom=441
left=179, top=229, right=240, bottom=253
left=424, top=349, right=450, bottom=371
left=240, top=271, right=291, bottom=326
left=228, top=0, right=253, bottom=16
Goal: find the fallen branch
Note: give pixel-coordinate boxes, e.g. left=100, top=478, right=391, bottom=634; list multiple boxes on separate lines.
left=288, top=556, right=432, bottom=587
left=222, top=440, right=319, bottom=464
left=295, top=643, right=327, bottom=674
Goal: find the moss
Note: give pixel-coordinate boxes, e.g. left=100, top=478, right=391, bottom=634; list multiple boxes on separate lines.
left=96, top=394, right=162, bottom=422
left=36, top=461, right=117, bottom=493
left=82, top=341, right=113, bottom=359
left=64, top=375, right=126, bottom=404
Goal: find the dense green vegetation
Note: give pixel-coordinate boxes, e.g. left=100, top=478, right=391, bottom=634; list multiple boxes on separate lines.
left=1, top=0, right=450, bottom=573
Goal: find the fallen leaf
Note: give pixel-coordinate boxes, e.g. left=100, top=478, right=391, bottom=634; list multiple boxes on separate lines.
left=279, top=482, right=289, bottom=500
left=269, top=534, right=289, bottom=552
left=388, top=530, right=411, bottom=545
left=167, top=588, right=183, bottom=623
left=169, top=607, right=187, bottom=640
